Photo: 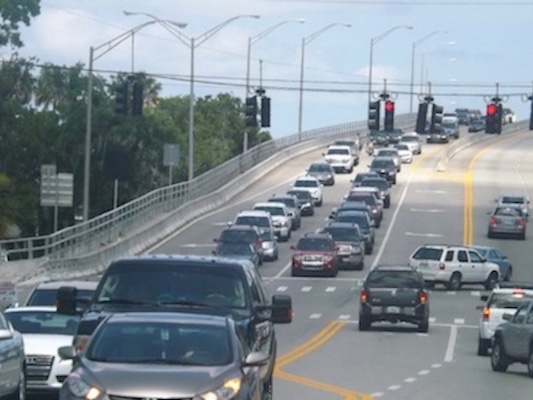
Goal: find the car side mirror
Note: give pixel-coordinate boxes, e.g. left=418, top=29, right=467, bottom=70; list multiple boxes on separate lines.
left=502, top=313, right=513, bottom=321
left=227, top=221, right=233, bottom=227
left=58, top=345, right=78, bottom=361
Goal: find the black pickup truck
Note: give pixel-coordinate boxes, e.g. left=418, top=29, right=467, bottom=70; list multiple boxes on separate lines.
left=358, top=265, right=430, bottom=332
left=56, top=254, right=292, bottom=398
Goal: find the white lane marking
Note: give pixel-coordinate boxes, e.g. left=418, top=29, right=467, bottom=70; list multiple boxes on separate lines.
left=180, top=243, right=216, bottom=248
left=301, top=286, right=312, bottom=292
left=454, top=318, right=465, bottom=325
left=405, top=377, right=416, bottom=383
left=274, top=261, right=292, bottom=279
left=405, top=232, right=443, bottom=238
left=447, top=291, right=456, bottom=295
left=325, top=286, right=336, bottom=292
left=431, top=363, right=442, bottom=368
left=418, top=370, right=430, bottom=375
left=338, top=320, right=478, bottom=328
left=276, top=286, right=287, bottom=292
left=416, top=189, right=448, bottom=194
left=309, top=314, right=322, bottom=319
left=338, top=314, right=351, bottom=320
left=370, top=393, right=384, bottom=398
left=410, top=208, right=444, bottom=213
left=388, top=385, right=402, bottom=391
left=471, top=291, right=481, bottom=297
left=444, top=325, right=458, bottom=362
left=416, top=333, right=429, bottom=337
left=429, top=317, right=437, bottom=323
left=212, top=222, right=229, bottom=226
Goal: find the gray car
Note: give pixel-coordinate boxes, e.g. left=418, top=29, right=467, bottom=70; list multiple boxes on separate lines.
left=487, top=206, right=527, bottom=240
left=58, top=312, right=269, bottom=400
left=0, top=310, right=26, bottom=400
left=306, top=162, right=335, bottom=186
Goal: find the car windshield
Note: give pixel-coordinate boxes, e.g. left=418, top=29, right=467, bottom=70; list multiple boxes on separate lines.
left=219, top=230, right=256, bottom=243
left=334, top=141, right=355, bottom=147
left=366, top=271, right=422, bottom=289
left=95, top=267, right=248, bottom=309
left=494, top=207, right=523, bottom=217
left=324, top=227, right=360, bottom=241
left=371, top=160, right=394, bottom=169
left=26, top=288, right=96, bottom=306
left=377, top=150, right=397, bottom=157
left=442, top=122, right=456, bottom=128
left=360, top=179, right=388, bottom=191
left=347, top=194, right=375, bottom=206
left=400, top=136, right=418, bottom=142
left=296, top=238, right=334, bottom=251
left=354, top=173, right=375, bottom=183
left=489, top=293, right=533, bottom=309
left=87, top=321, right=232, bottom=366
left=308, top=164, right=331, bottom=172
left=335, top=213, right=369, bottom=229
left=255, top=206, right=284, bottom=216
left=394, top=144, right=409, bottom=151
left=235, top=216, right=270, bottom=228
left=269, top=198, right=296, bottom=208
left=501, top=196, right=525, bottom=204
left=259, top=230, right=275, bottom=241
left=287, top=190, right=312, bottom=201
left=218, top=243, right=253, bottom=256
left=327, top=148, right=350, bottom=155
left=6, top=310, right=80, bottom=335
left=294, top=180, right=318, bottom=188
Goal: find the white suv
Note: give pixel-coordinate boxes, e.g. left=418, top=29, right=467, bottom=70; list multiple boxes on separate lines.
left=408, top=244, right=501, bottom=291
left=323, top=145, right=355, bottom=173
left=400, top=133, right=422, bottom=155
left=291, top=176, right=323, bottom=206
left=253, top=202, right=292, bottom=241
left=232, top=210, right=274, bottom=236
left=476, top=284, right=533, bottom=356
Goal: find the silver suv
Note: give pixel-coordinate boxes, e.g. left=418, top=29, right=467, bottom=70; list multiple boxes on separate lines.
left=268, top=195, right=301, bottom=230
left=408, top=244, right=501, bottom=291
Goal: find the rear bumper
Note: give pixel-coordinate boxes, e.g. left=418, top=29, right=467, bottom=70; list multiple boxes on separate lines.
left=360, top=303, right=428, bottom=324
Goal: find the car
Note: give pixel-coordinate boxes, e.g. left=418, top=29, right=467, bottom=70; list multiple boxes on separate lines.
left=502, top=108, right=517, bottom=124
left=0, top=309, right=25, bottom=400
left=374, top=148, right=401, bottom=172
left=393, top=143, right=413, bottom=164
left=213, top=242, right=261, bottom=269
left=470, top=245, right=513, bottom=281
left=268, top=194, right=302, bottom=230
left=427, top=130, right=450, bottom=143
left=351, top=171, right=380, bottom=188
left=476, top=283, right=533, bottom=356
left=369, top=130, right=389, bottom=147
left=495, top=193, right=530, bottom=218
left=253, top=202, right=292, bottom=241
left=333, top=138, right=361, bottom=154
left=231, top=210, right=275, bottom=238
left=57, top=312, right=271, bottom=400
left=291, top=176, right=323, bottom=206
left=490, top=299, right=533, bottom=377
left=399, top=133, right=422, bottom=155
left=322, top=222, right=365, bottom=270
left=22, top=280, right=98, bottom=308
left=290, top=232, right=338, bottom=277
left=4, top=306, right=80, bottom=397
left=358, top=265, right=430, bottom=332
left=286, top=189, right=315, bottom=216
left=323, top=145, right=355, bottom=173
left=442, top=120, right=460, bottom=139
left=344, top=188, right=384, bottom=228
left=258, top=228, right=279, bottom=261
left=408, top=244, right=501, bottom=290
left=368, top=157, right=397, bottom=184
left=360, top=177, right=391, bottom=208
left=214, top=225, right=264, bottom=264
left=330, top=200, right=372, bottom=221
left=385, top=129, right=404, bottom=144
left=487, top=206, right=527, bottom=240
left=56, top=255, right=293, bottom=398
left=306, top=162, right=335, bottom=186
left=332, top=210, right=375, bottom=254
left=455, top=108, right=471, bottom=125
left=468, top=118, right=486, bottom=132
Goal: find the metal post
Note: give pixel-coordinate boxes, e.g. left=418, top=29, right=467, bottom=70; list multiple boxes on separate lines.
left=54, top=174, right=59, bottom=232
left=82, top=47, right=94, bottom=223
left=297, top=37, right=305, bottom=139
left=243, top=36, right=252, bottom=153
left=409, top=42, right=416, bottom=113
left=368, top=38, right=374, bottom=105
left=188, top=38, right=195, bottom=182
left=113, top=179, right=118, bottom=209
left=131, top=33, right=135, bottom=72
left=419, top=54, right=425, bottom=94
left=168, top=166, right=173, bottom=185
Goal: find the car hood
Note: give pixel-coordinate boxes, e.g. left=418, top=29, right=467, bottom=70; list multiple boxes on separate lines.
left=22, top=333, right=74, bottom=355
left=271, top=215, right=288, bottom=223
left=308, top=171, right=332, bottom=178
left=78, top=360, right=235, bottom=398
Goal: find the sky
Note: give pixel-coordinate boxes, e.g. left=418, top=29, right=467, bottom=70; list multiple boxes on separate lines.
left=12, top=0, right=533, bottom=138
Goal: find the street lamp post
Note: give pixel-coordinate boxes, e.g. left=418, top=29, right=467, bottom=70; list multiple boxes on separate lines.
left=124, top=11, right=260, bottom=182
left=367, top=25, right=413, bottom=104
left=298, top=22, right=351, bottom=138
left=82, top=19, right=187, bottom=222
left=409, top=31, right=447, bottom=112
left=243, top=19, right=305, bottom=152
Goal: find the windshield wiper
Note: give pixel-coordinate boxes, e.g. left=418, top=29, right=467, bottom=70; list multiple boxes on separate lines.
left=132, top=358, right=201, bottom=365
left=96, top=299, right=156, bottom=306
left=157, top=300, right=232, bottom=310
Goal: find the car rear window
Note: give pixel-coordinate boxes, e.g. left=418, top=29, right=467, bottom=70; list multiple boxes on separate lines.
left=27, top=289, right=95, bottom=306
left=360, top=179, right=388, bottom=191
left=347, top=194, right=376, bottom=206
left=219, top=229, right=257, bottom=243
left=366, top=271, right=422, bottom=289
left=296, top=238, right=334, bottom=251
left=324, top=227, right=361, bottom=241
left=489, top=292, right=533, bottom=309
left=335, top=213, right=369, bottom=229
left=412, top=247, right=443, bottom=261
left=501, top=196, right=525, bottom=204
left=494, top=207, right=522, bottom=217
left=235, top=216, right=270, bottom=228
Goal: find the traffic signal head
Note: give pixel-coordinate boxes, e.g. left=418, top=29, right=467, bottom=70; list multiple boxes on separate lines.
left=487, top=103, right=497, bottom=116
left=384, top=100, right=395, bottom=131
left=132, top=82, right=143, bottom=116
left=115, top=82, right=129, bottom=114
left=530, top=100, right=533, bottom=131
left=485, top=103, right=500, bottom=134
left=368, top=101, right=380, bottom=131
left=416, top=103, right=429, bottom=134
left=244, top=96, right=258, bottom=128
left=430, top=104, right=444, bottom=133
left=261, top=97, right=271, bottom=128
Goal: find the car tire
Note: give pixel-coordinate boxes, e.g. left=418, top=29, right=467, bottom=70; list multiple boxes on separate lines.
left=528, top=349, right=533, bottom=378
left=425, top=281, right=435, bottom=289
left=478, top=338, right=490, bottom=356
left=418, top=319, right=429, bottom=333
left=262, top=376, right=273, bottom=400
left=487, top=230, right=494, bottom=239
left=10, top=368, right=26, bottom=400
left=291, top=268, right=298, bottom=277
left=520, top=232, right=526, bottom=240
left=446, top=273, right=462, bottom=291
left=505, top=266, right=512, bottom=282
left=359, top=315, right=371, bottom=331
left=384, top=199, right=390, bottom=209
left=358, top=260, right=364, bottom=270
left=491, top=339, right=509, bottom=372
left=392, top=177, right=397, bottom=185
left=317, top=199, right=323, bottom=207
left=484, top=272, right=499, bottom=291
left=375, top=219, right=381, bottom=229
left=365, top=245, right=373, bottom=255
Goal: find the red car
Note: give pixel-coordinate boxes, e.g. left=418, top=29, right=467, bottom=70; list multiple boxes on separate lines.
left=291, top=232, right=338, bottom=277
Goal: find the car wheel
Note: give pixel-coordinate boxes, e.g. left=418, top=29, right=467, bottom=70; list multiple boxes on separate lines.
left=528, top=349, right=533, bottom=378
left=392, top=177, right=397, bottom=185
left=375, top=220, right=381, bottom=229
left=365, top=245, right=373, bottom=255
left=478, top=338, right=490, bottom=356
left=359, top=315, right=371, bottom=331
left=10, top=368, right=25, bottom=400
left=425, top=281, right=435, bottom=289
left=418, top=319, right=429, bottom=333
left=262, top=376, right=273, bottom=400
left=505, top=266, right=512, bottom=282
left=520, top=231, right=526, bottom=240
left=491, top=339, right=509, bottom=372
left=384, top=199, right=390, bottom=209
left=447, top=273, right=462, bottom=291
left=487, top=230, right=494, bottom=239
left=484, top=272, right=499, bottom=291
left=291, top=268, right=298, bottom=277
left=317, top=199, right=323, bottom=207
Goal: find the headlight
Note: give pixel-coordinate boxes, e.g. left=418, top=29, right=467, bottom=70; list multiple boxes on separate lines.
left=67, top=374, right=103, bottom=400
left=195, top=377, right=242, bottom=400
left=388, top=171, right=395, bottom=175
left=262, top=242, right=274, bottom=249
left=351, top=246, right=361, bottom=254
left=281, top=220, right=288, bottom=227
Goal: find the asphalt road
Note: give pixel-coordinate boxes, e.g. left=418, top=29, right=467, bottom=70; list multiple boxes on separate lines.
left=16, top=129, right=533, bottom=399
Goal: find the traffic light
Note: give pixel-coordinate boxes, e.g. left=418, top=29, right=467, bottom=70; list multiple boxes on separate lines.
left=132, top=81, right=143, bottom=116
left=115, top=82, right=129, bottom=114
left=529, top=99, right=533, bottom=131
left=384, top=100, right=395, bottom=131
left=416, top=103, right=429, bottom=134
left=368, top=101, right=380, bottom=130
left=261, top=97, right=271, bottom=128
left=430, top=104, right=444, bottom=133
left=495, top=103, right=503, bottom=134
left=244, top=96, right=258, bottom=128
left=485, top=103, right=498, bottom=134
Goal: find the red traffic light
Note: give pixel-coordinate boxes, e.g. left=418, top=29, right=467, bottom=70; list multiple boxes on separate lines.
left=487, top=104, right=497, bottom=116
left=385, top=101, right=395, bottom=112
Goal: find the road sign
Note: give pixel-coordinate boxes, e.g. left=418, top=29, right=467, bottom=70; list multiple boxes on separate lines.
left=163, top=144, right=180, bottom=166
left=40, top=169, right=74, bottom=207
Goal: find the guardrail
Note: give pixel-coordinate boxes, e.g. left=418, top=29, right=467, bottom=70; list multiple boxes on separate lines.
left=435, top=120, right=530, bottom=172
left=3, top=114, right=417, bottom=283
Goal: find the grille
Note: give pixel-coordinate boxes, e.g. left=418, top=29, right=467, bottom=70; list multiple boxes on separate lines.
left=26, top=354, right=53, bottom=381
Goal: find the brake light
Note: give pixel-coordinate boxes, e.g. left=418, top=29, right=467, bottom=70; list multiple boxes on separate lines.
left=360, top=289, right=368, bottom=302
left=439, top=262, right=445, bottom=270
left=482, top=307, right=490, bottom=321
left=513, top=288, right=525, bottom=295
left=518, top=219, right=526, bottom=227
left=490, top=217, right=497, bottom=226
left=74, top=334, right=91, bottom=352
left=419, top=291, right=428, bottom=304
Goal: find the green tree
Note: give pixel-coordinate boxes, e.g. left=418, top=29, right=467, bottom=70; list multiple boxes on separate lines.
left=0, top=0, right=40, bottom=48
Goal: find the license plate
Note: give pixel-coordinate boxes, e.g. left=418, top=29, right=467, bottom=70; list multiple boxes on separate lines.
left=386, top=306, right=400, bottom=313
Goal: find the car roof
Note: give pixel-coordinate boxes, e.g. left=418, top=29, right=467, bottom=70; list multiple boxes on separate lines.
left=236, top=210, right=271, bottom=218
left=300, top=232, right=333, bottom=240
left=222, top=225, right=259, bottom=232
left=372, top=156, right=395, bottom=162
left=325, top=221, right=360, bottom=229
left=108, top=312, right=230, bottom=327
left=295, top=176, right=319, bottom=181
left=350, top=187, right=379, bottom=193
left=336, top=210, right=367, bottom=216
left=370, top=265, right=419, bottom=273
left=327, top=145, right=351, bottom=150
left=33, top=280, right=98, bottom=290
left=254, top=202, right=287, bottom=209
left=269, top=195, right=296, bottom=201
left=5, top=306, right=60, bottom=313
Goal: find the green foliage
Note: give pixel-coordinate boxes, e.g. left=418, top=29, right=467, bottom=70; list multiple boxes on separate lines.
left=0, top=0, right=40, bottom=48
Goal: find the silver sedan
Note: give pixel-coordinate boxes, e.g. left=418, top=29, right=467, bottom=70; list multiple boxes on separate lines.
left=487, top=206, right=527, bottom=240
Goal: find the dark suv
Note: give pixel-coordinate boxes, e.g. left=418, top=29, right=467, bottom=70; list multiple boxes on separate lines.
left=56, top=255, right=292, bottom=398
left=214, top=225, right=264, bottom=263
left=369, top=157, right=397, bottom=184
left=360, top=177, right=391, bottom=208
left=333, top=210, right=375, bottom=254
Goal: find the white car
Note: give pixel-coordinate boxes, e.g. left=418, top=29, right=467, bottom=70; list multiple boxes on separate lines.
left=4, top=306, right=81, bottom=397
left=291, top=176, right=323, bottom=207
left=399, top=133, right=422, bottom=155
left=502, top=108, right=517, bottom=124
left=393, top=143, right=413, bottom=164
left=253, top=202, right=292, bottom=241
left=476, top=284, right=533, bottom=356
left=323, top=145, right=355, bottom=173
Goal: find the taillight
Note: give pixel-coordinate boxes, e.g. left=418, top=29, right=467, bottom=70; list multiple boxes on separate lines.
left=360, top=289, right=368, bottom=302
left=482, top=307, right=490, bottom=321
left=490, top=216, right=497, bottom=226
left=439, top=262, right=445, bottom=270
left=419, top=290, right=428, bottom=304
left=74, top=334, right=91, bottom=352
left=518, top=219, right=526, bottom=227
